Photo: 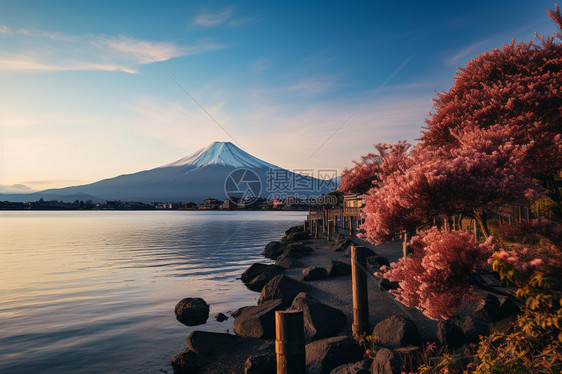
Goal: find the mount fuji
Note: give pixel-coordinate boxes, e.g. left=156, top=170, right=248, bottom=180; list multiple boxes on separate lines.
left=1, top=142, right=339, bottom=203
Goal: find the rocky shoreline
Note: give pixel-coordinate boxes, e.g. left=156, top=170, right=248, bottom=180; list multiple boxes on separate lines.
left=170, top=224, right=521, bottom=374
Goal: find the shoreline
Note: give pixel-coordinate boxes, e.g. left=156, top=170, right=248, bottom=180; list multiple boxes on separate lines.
left=171, top=222, right=519, bottom=373
left=171, top=223, right=436, bottom=373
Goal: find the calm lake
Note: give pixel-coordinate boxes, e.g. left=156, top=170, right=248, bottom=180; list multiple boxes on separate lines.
left=0, top=210, right=306, bottom=373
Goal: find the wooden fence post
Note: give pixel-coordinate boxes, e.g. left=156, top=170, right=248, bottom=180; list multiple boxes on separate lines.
left=402, top=232, right=409, bottom=259
left=351, top=245, right=369, bottom=339
left=275, top=310, right=305, bottom=374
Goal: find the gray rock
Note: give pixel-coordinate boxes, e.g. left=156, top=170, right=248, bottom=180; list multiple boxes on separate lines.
left=233, top=299, right=286, bottom=338
left=334, top=238, right=355, bottom=252
left=291, top=292, right=347, bottom=341
left=330, top=358, right=372, bottom=374
left=242, top=264, right=285, bottom=292
left=258, top=274, right=307, bottom=305
left=372, top=315, right=421, bottom=349
left=285, top=225, right=305, bottom=236
left=245, top=353, right=276, bottom=374
left=346, top=245, right=377, bottom=258
left=283, top=231, right=311, bottom=243
left=372, top=348, right=402, bottom=374
left=306, top=336, right=364, bottom=374
left=302, top=266, right=328, bottom=281
left=283, top=242, right=313, bottom=258
left=275, top=253, right=305, bottom=269
left=186, top=330, right=241, bottom=355
left=174, top=298, right=210, bottom=326
left=437, top=320, right=466, bottom=349
left=215, top=313, right=228, bottom=322
left=171, top=348, right=205, bottom=374
left=328, top=260, right=352, bottom=276
left=263, top=241, right=285, bottom=260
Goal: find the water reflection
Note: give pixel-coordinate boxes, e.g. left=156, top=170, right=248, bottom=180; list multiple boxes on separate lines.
left=0, top=211, right=305, bottom=373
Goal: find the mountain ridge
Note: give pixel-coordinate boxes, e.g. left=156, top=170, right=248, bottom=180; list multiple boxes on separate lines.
left=0, top=142, right=338, bottom=203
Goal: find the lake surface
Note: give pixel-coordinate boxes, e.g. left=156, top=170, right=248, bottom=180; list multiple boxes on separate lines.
left=0, top=210, right=306, bottom=373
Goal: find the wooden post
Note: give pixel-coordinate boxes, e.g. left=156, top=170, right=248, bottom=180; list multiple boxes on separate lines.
left=275, top=310, right=305, bottom=374
left=314, top=221, right=318, bottom=239
left=327, top=220, right=331, bottom=241
left=351, top=245, right=369, bottom=339
left=402, top=232, right=409, bottom=259
left=349, top=217, right=353, bottom=235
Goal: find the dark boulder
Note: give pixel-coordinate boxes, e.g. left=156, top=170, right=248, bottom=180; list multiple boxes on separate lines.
left=291, top=292, right=347, bottom=341
left=259, top=274, right=307, bottom=305
left=275, top=253, right=305, bottom=269
left=330, top=358, right=372, bottom=374
left=346, top=245, right=377, bottom=258
left=241, top=263, right=270, bottom=283
left=285, top=225, right=305, bottom=236
left=231, top=306, right=249, bottom=318
left=233, top=299, right=286, bottom=338
left=334, top=234, right=346, bottom=243
left=328, top=260, right=352, bottom=276
left=473, top=294, right=500, bottom=322
left=174, top=298, right=210, bottom=326
left=306, top=336, right=364, bottom=374
left=263, top=241, right=285, bottom=260
left=459, top=316, right=490, bottom=342
left=186, top=330, right=241, bottom=356
left=437, top=320, right=466, bottom=349
left=497, top=297, right=521, bottom=320
left=283, top=242, right=313, bottom=258
left=283, top=231, right=311, bottom=243
left=371, top=348, right=402, bottom=374
left=372, top=315, right=421, bottom=349
left=241, top=264, right=285, bottom=292
left=334, top=239, right=355, bottom=252
left=171, top=348, right=205, bottom=374
left=302, top=266, right=329, bottom=281
left=245, top=353, right=276, bottom=374
left=215, top=313, right=228, bottom=322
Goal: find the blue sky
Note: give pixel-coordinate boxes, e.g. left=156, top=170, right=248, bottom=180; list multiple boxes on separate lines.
left=0, top=0, right=558, bottom=189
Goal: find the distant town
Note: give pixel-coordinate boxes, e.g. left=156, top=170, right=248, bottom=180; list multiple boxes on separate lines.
left=0, top=196, right=337, bottom=211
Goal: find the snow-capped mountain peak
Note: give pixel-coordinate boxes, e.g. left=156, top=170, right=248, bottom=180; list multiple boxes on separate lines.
left=162, top=141, right=278, bottom=169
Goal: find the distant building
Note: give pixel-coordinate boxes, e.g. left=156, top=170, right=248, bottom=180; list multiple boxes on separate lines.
left=221, top=198, right=239, bottom=210
left=201, top=198, right=222, bottom=210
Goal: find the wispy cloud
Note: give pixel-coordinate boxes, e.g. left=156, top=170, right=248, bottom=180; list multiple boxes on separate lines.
left=446, top=40, right=487, bottom=66
left=0, top=29, right=226, bottom=74
left=0, top=25, right=11, bottom=35
left=252, top=59, right=271, bottom=74
left=194, top=8, right=234, bottom=27
left=286, top=75, right=341, bottom=96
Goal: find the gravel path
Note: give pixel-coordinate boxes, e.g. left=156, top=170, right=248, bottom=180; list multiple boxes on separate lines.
left=283, top=235, right=439, bottom=342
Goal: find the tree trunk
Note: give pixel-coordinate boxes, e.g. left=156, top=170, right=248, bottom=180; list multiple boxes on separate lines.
left=472, top=209, right=490, bottom=239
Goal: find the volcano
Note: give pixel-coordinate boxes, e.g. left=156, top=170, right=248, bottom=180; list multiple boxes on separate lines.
left=3, top=142, right=338, bottom=203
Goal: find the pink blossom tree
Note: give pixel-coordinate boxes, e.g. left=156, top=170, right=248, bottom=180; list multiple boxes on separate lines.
left=421, top=7, right=562, bottom=207
left=376, top=228, right=492, bottom=320
left=338, top=141, right=410, bottom=195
